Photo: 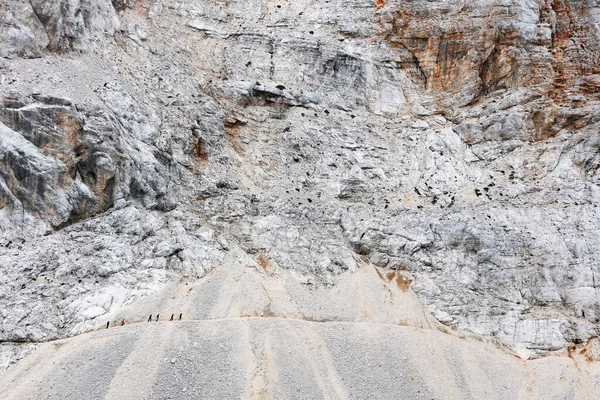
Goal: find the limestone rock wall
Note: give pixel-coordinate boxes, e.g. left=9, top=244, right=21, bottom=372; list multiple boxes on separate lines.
left=1, top=0, right=599, bottom=359
left=0, top=0, right=119, bottom=58
left=0, top=92, right=175, bottom=237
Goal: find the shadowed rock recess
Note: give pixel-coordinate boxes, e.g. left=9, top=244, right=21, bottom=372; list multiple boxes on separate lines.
left=1, top=0, right=600, bottom=397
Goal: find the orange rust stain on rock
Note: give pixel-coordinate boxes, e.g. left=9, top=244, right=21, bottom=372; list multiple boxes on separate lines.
left=396, top=274, right=412, bottom=292
left=548, top=0, right=600, bottom=100
left=258, top=253, right=269, bottom=270
left=137, top=0, right=149, bottom=16
left=575, top=338, right=600, bottom=362
left=224, top=119, right=245, bottom=156
left=376, top=0, right=385, bottom=8
left=383, top=270, right=412, bottom=292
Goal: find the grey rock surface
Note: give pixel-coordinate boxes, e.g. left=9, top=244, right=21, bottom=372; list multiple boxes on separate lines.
left=1, top=0, right=600, bottom=373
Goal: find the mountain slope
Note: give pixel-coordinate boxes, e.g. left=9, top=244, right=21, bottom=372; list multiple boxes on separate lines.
left=1, top=0, right=600, bottom=375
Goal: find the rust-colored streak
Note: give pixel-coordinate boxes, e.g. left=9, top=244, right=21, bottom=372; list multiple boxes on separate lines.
left=223, top=119, right=245, bottom=156
left=548, top=0, right=600, bottom=100
left=395, top=274, right=412, bottom=292
left=376, top=0, right=600, bottom=111
left=137, top=0, right=149, bottom=16
left=384, top=270, right=412, bottom=292
left=258, top=253, right=269, bottom=270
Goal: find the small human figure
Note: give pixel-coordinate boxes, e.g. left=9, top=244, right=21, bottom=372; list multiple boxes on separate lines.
left=121, top=318, right=125, bottom=326
left=170, top=314, right=174, bottom=321
left=106, top=321, right=110, bottom=329
left=179, top=313, right=182, bottom=320
left=148, top=314, right=152, bottom=322
left=156, top=314, right=160, bottom=321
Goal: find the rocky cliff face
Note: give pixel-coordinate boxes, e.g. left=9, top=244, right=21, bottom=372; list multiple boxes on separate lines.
left=1, top=0, right=600, bottom=364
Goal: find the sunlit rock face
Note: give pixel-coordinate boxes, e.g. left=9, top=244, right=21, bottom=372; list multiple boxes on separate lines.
left=0, top=0, right=599, bottom=363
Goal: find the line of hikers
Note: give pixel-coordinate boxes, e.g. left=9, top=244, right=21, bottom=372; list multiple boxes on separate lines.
left=106, top=313, right=183, bottom=329
left=148, top=313, right=183, bottom=322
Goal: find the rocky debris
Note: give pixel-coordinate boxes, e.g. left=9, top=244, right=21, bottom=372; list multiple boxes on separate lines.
left=2, top=319, right=600, bottom=399
left=0, top=0, right=600, bottom=366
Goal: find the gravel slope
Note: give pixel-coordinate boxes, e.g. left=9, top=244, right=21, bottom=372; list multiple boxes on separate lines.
left=1, top=318, right=598, bottom=400
left=2, top=261, right=599, bottom=399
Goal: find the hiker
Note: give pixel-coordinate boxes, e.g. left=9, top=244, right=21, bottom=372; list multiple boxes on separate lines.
left=148, top=314, right=152, bottom=322
left=179, top=313, right=182, bottom=320
left=121, top=318, right=125, bottom=326
left=156, top=314, right=160, bottom=321
left=170, top=314, right=174, bottom=321
left=106, top=321, right=110, bottom=329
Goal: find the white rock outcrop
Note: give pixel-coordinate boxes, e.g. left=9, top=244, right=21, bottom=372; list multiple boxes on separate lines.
left=1, top=0, right=599, bottom=367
